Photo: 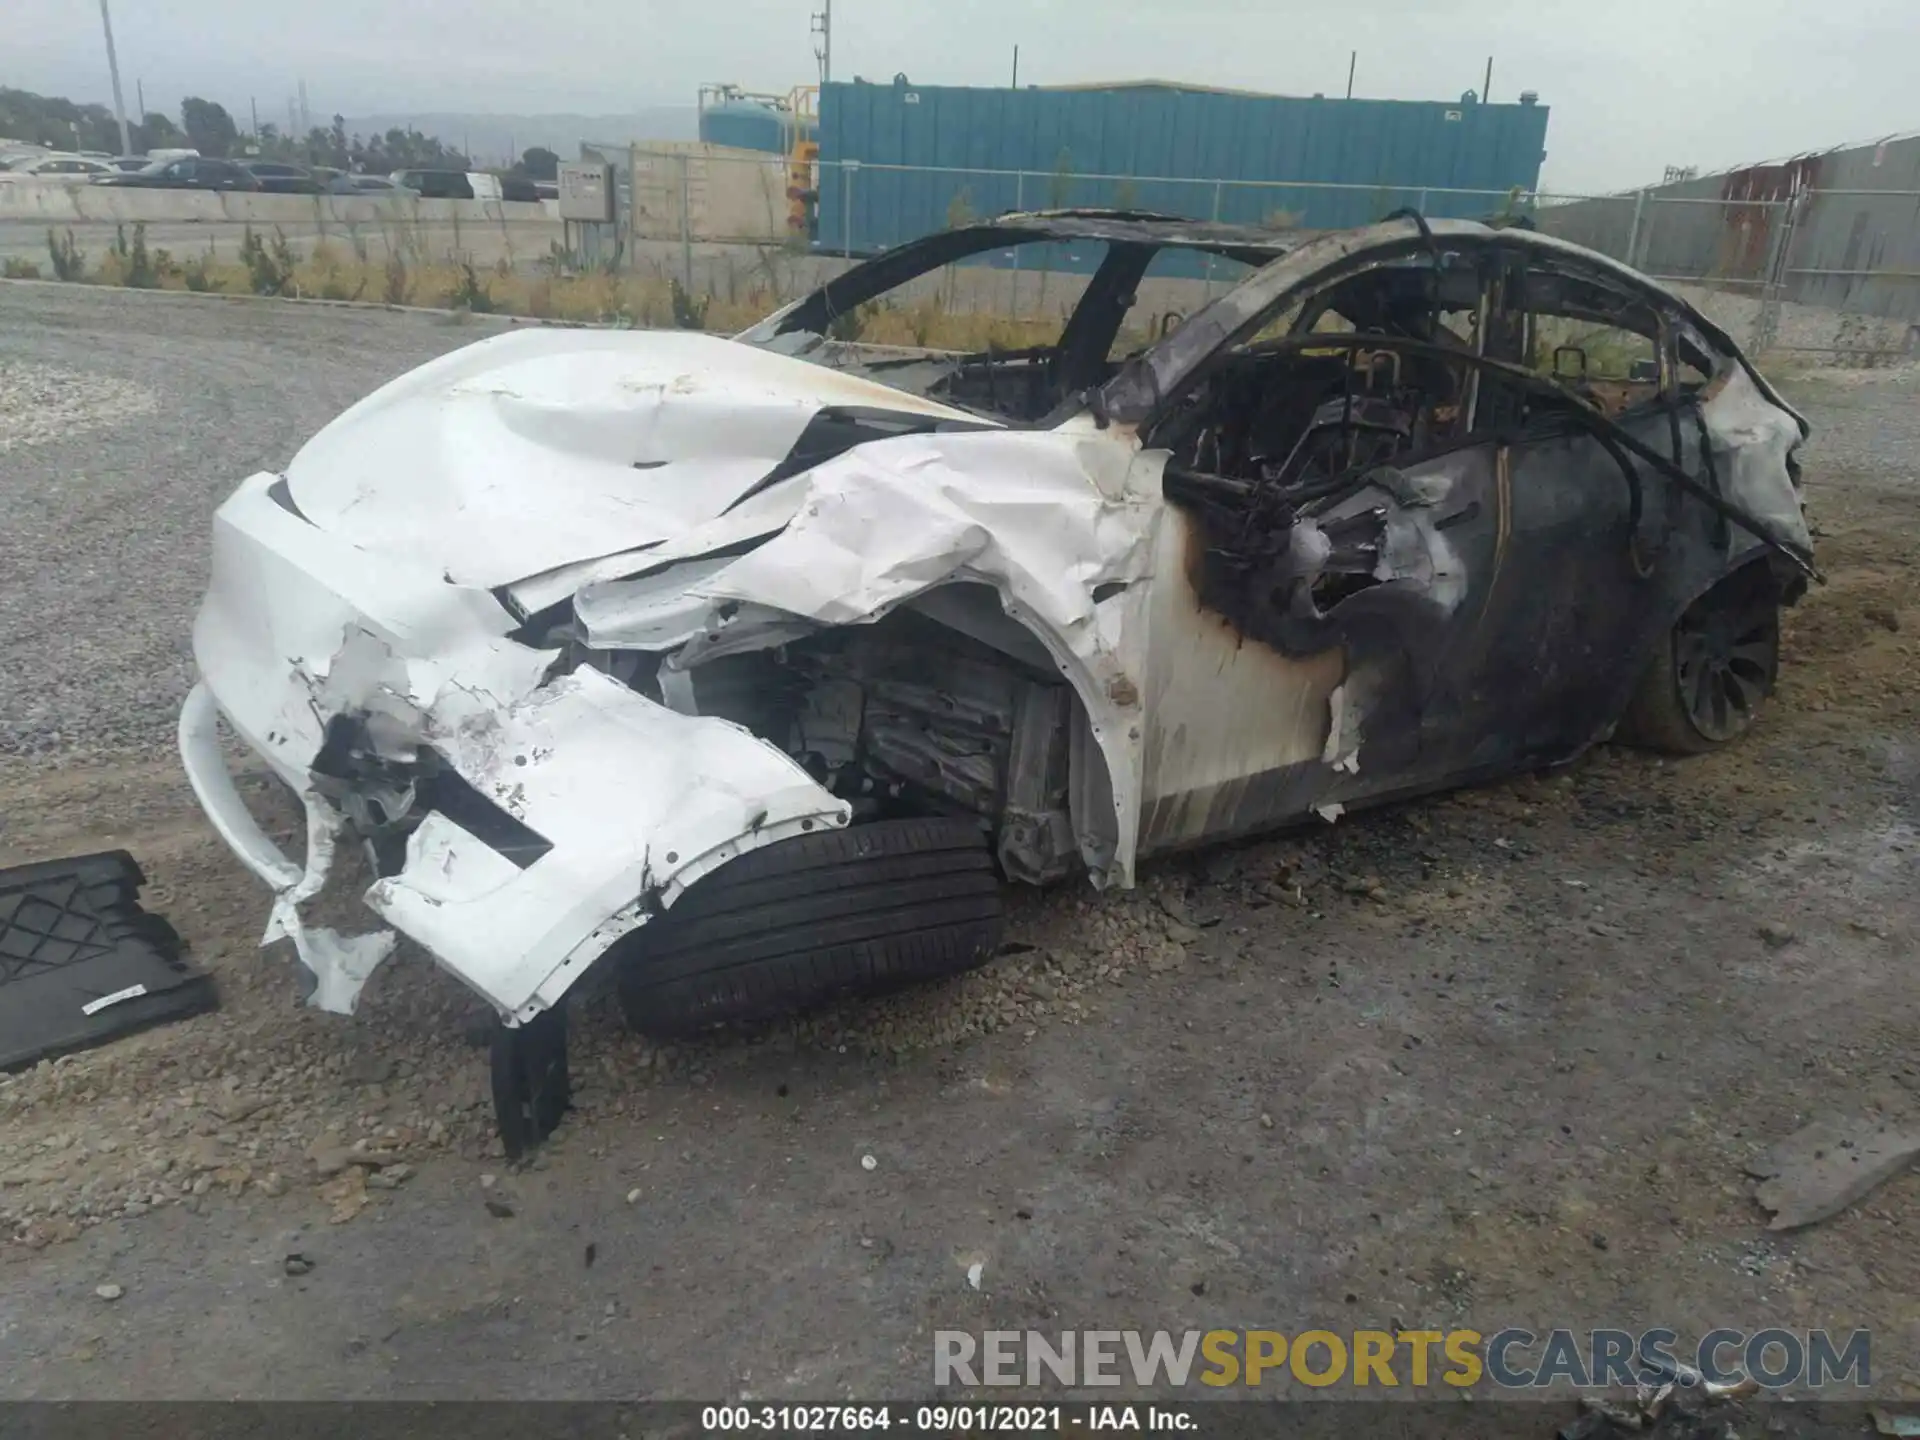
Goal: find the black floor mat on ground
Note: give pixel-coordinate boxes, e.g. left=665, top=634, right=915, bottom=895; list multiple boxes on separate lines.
left=0, top=850, right=217, bottom=1071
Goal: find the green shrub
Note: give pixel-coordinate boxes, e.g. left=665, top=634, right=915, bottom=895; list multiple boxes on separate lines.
left=110, top=223, right=158, bottom=287
left=239, top=225, right=298, bottom=296
left=445, top=261, right=494, bottom=313
left=382, top=252, right=410, bottom=306
left=669, top=276, right=709, bottom=330
left=46, top=229, right=85, bottom=281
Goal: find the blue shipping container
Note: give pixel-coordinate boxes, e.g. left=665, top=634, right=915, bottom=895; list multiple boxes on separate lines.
left=815, top=78, right=1550, bottom=256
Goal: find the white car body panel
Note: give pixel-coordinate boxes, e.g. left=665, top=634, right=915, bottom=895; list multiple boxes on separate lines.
left=283, top=329, right=981, bottom=587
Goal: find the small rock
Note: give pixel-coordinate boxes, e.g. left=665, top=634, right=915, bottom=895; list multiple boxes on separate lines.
left=1591, top=1233, right=1609, bottom=1251
left=625, top=1188, right=642, bottom=1205
left=214, top=1094, right=269, bottom=1123
left=1259, top=1113, right=1275, bottom=1130
left=319, top=1167, right=370, bottom=1225
left=479, top=1172, right=499, bottom=1190
left=284, top=1253, right=315, bottom=1276
left=306, top=1140, right=359, bottom=1179
left=257, top=1173, right=288, bottom=1198
left=346, top=1054, right=399, bottom=1086
left=94, top=1283, right=123, bottom=1301
left=1758, top=922, right=1797, bottom=950
left=485, top=1196, right=515, bottom=1219
left=860, top=1154, right=877, bottom=1172
left=366, top=1163, right=413, bottom=1190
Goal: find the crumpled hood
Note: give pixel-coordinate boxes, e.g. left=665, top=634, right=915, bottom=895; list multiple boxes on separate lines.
left=284, top=327, right=982, bottom=588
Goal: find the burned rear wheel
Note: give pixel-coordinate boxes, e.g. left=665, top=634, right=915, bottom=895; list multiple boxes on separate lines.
left=613, top=817, right=1004, bottom=1038
left=1621, top=567, right=1780, bottom=754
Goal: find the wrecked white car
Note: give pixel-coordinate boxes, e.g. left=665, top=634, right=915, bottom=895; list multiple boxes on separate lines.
left=179, top=211, right=1815, bottom=1149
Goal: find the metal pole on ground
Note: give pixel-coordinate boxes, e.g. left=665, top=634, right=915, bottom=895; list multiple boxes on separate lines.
left=1205, top=180, right=1224, bottom=302
left=679, top=154, right=694, bottom=292
left=842, top=161, right=857, bottom=259
left=1624, top=188, right=1649, bottom=270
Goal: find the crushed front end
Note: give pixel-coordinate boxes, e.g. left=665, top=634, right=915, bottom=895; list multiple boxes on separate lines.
left=178, top=470, right=851, bottom=1025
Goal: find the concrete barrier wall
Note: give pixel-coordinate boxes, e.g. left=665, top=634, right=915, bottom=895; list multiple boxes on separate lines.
left=0, top=181, right=556, bottom=228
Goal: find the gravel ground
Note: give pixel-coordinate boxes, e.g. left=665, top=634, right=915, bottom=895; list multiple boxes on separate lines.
left=0, top=281, right=1916, bottom=1403
left=0, top=284, right=521, bottom=757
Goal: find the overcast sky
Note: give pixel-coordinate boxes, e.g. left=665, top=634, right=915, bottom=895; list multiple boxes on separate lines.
left=9, top=0, right=1914, bottom=192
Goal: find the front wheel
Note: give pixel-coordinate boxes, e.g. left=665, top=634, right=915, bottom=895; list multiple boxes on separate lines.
left=614, top=817, right=1004, bottom=1037
left=1620, top=567, right=1780, bottom=754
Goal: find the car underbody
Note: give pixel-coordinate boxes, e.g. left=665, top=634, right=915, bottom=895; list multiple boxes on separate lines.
left=178, top=212, right=1814, bottom=1147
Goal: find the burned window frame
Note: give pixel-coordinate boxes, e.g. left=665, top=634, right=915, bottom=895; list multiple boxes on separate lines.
left=1138, top=222, right=1819, bottom=604
left=739, top=212, right=1295, bottom=351
left=1098, top=220, right=1763, bottom=431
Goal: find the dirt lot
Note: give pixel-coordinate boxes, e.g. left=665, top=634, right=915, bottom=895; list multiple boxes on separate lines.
left=0, top=282, right=1916, bottom=1403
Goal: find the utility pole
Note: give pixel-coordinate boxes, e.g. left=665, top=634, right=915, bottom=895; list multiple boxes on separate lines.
left=811, top=0, right=832, bottom=86
left=1345, top=50, right=1356, bottom=99
left=1482, top=56, right=1493, bottom=102
left=135, top=78, right=144, bottom=124
left=250, top=97, right=260, bottom=137
left=97, top=0, right=132, bottom=157
left=1011, top=45, right=1019, bottom=88
left=298, top=79, right=310, bottom=137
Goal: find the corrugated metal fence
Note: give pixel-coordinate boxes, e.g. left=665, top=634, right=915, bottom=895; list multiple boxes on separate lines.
left=1538, top=133, right=1920, bottom=354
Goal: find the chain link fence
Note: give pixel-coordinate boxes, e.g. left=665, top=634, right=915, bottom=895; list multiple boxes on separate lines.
left=571, top=142, right=1920, bottom=363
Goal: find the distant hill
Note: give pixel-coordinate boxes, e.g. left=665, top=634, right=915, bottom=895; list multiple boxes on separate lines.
left=338, top=109, right=699, bottom=167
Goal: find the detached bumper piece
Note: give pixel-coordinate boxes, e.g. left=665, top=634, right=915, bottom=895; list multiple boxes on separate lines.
left=0, top=851, right=217, bottom=1071
left=490, top=1005, right=571, bottom=1161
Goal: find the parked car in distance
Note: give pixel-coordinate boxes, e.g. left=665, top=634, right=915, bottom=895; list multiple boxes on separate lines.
left=0, top=153, right=117, bottom=182
left=327, top=173, right=398, bottom=195
left=242, top=161, right=323, bottom=194
left=108, top=155, right=152, bottom=172
left=534, top=180, right=558, bottom=201
left=390, top=168, right=474, bottom=199
left=93, top=156, right=261, bottom=191
left=498, top=173, right=539, bottom=202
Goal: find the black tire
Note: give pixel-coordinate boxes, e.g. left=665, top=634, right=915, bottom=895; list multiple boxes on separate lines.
left=614, top=817, right=1003, bottom=1037
left=1621, top=568, right=1780, bottom=755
